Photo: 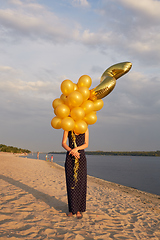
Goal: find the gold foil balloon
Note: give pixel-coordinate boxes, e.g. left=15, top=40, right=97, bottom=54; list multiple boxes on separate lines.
left=52, top=98, right=64, bottom=109
left=90, top=62, right=132, bottom=100
left=61, top=117, right=75, bottom=131
left=81, top=100, right=94, bottom=115
left=93, top=99, right=104, bottom=111
left=78, top=86, right=90, bottom=102
left=90, top=75, right=116, bottom=101
left=78, top=75, right=92, bottom=88
left=101, top=61, right=132, bottom=82
left=67, top=91, right=83, bottom=107
left=84, top=111, right=97, bottom=125
left=61, top=79, right=74, bottom=96
left=74, top=120, right=88, bottom=134
left=71, top=107, right=85, bottom=121
left=55, top=104, right=70, bottom=119
left=51, top=117, right=61, bottom=129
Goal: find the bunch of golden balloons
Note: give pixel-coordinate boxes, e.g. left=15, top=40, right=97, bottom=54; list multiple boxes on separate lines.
left=51, top=62, right=132, bottom=134
left=51, top=75, right=104, bottom=134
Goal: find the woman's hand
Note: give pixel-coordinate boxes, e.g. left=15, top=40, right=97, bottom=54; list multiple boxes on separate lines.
left=69, top=148, right=80, bottom=159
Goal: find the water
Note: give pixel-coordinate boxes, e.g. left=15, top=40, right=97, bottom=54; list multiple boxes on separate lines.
left=24, top=153, right=160, bottom=196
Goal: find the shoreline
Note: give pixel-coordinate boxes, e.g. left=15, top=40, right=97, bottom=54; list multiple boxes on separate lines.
left=46, top=160, right=160, bottom=207
left=48, top=151, right=160, bottom=157
left=29, top=152, right=160, bottom=196
left=48, top=159, right=160, bottom=196
left=0, top=152, right=160, bottom=239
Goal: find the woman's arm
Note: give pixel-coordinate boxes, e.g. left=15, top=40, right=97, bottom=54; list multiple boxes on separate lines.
left=69, top=129, right=89, bottom=155
left=62, top=131, right=80, bottom=159
left=62, top=131, right=71, bottom=152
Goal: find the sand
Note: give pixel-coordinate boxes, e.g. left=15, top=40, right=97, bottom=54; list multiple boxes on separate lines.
left=0, top=152, right=160, bottom=240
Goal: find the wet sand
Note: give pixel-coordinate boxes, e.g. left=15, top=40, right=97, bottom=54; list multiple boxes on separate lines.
left=0, top=152, right=160, bottom=239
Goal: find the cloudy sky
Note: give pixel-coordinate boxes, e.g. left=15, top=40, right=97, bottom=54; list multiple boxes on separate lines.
left=0, top=0, right=160, bottom=153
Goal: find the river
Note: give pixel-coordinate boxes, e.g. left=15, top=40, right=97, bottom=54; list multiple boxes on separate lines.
left=25, top=153, right=160, bottom=196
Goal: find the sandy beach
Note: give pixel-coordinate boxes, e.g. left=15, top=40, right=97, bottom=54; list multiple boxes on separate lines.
left=0, top=152, right=160, bottom=239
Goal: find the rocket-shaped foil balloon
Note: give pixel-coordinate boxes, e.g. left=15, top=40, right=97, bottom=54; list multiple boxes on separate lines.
left=90, top=62, right=132, bottom=100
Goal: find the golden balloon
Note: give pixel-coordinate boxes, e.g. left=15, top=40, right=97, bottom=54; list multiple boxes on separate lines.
left=55, top=104, right=70, bottom=119
left=78, top=75, right=92, bottom=88
left=60, top=94, right=67, bottom=103
left=51, top=117, right=61, bottom=129
left=65, top=97, right=73, bottom=109
left=101, top=62, right=132, bottom=82
left=61, top=79, right=74, bottom=96
left=90, top=62, right=132, bottom=100
left=93, top=99, right=104, bottom=111
left=61, top=117, right=75, bottom=131
left=67, top=91, right=83, bottom=107
left=78, top=86, right=90, bottom=102
left=90, top=75, right=116, bottom=101
left=54, top=108, right=57, bottom=115
left=52, top=98, right=64, bottom=109
left=74, top=120, right=88, bottom=134
left=81, top=100, right=94, bottom=115
left=73, top=83, right=78, bottom=91
left=84, top=112, right=97, bottom=125
left=71, top=107, right=85, bottom=121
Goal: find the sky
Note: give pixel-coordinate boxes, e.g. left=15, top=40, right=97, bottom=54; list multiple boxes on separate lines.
left=0, top=0, right=160, bottom=153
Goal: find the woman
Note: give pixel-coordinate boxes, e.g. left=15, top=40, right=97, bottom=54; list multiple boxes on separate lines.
left=62, top=128, right=89, bottom=219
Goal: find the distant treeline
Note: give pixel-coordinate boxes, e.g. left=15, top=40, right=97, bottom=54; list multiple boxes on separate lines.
left=49, top=150, right=160, bottom=156
left=85, top=151, right=160, bottom=156
left=0, top=144, right=31, bottom=154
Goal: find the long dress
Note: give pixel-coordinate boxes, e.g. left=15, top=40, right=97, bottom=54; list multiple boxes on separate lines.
left=65, top=131, right=87, bottom=214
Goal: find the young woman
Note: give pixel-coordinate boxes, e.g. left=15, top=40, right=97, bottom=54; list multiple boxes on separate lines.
left=62, top=129, right=89, bottom=219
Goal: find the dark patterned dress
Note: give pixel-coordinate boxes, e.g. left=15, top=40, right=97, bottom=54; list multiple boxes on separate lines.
left=65, top=131, right=87, bottom=214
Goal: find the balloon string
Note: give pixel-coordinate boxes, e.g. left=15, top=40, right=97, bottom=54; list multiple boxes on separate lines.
left=71, top=131, right=79, bottom=189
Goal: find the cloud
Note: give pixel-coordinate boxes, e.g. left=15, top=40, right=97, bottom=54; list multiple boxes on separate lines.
left=0, top=0, right=160, bottom=152
left=80, top=29, right=114, bottom=46
left=94, top=0, right=160, bottom=65
left=119, top=0, right=160, bottom=23
left=1, top=0, right=160, bottom=67
left=0, top=65, right=61, bottom=100
left=105, top=71, right=160, bottom=119
left=0, top=65, right=18, bottom=73
left=71, top=0, right=90, bottom=7
left=0, top=1, right=74, bottom=43
left=9, top=0, right=24, bottom=6
left=7, top=0, right=47, bottom=11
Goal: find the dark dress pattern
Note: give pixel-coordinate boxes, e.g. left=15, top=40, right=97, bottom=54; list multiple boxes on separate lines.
left=65, top=131, right=87, bottom=214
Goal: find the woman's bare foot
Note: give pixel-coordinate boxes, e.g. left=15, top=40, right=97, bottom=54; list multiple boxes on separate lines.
left=76, top=211, right=82, bottom=219
left=67, top=212, right=73, bottom=217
